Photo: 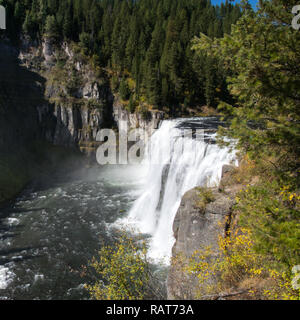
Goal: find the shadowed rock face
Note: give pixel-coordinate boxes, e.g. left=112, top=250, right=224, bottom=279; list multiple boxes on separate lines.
left=167, top=165, right=237, bottom=300
left=1, top=35, right=165, bottom=156
left=1, top=34, right=166, bottom=156
left=18, top=37, right=114, bottom=153
left=0, top=41, right=49, bottom=152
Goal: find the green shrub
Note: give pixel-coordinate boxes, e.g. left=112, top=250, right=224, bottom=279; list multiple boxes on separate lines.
left=86, top=233, right=165, bottom=300
left=195, top=187, right=215, bottom=211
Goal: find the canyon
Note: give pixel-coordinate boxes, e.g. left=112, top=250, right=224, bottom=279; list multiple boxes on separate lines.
left=0, top=36, right=237, bottom=300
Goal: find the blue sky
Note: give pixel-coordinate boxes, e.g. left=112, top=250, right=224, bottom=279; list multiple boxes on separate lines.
left=212, top=0, right=259, bottom=8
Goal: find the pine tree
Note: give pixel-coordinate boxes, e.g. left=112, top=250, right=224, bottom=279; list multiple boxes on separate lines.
left=193, top=0, right=300, bottom=175
left=63, top=8, right=72, bottom=39
left=128, top=94, right=136, bottom=113
left=119, top=77, right=130, bottom=101
left=22, top=11, right=35, bottom=35
left=204, top=57, right=216, bottom=107
left=44, top=15, right=58, bottom=39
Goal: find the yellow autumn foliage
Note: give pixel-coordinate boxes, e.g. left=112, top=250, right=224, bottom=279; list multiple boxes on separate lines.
left=185, top=228, right=300, bottom=300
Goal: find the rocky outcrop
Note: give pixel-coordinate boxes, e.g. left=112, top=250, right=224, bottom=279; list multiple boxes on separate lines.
left=113, top=97, right=164, bottom=136
left=50, top=103, right=105, bottom=150
left=1, top=34, right=165, bottom=165
left=42, top=37, right=56, bottom=67
left=167, top=165, right=239, bottom=300
left=17, top=37, right=115, bottom=154
left=17, top=37, right=163, bottom=155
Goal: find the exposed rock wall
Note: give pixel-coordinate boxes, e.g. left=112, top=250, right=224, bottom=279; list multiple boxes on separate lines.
left=113, top=97, right=164, bottom=136
left=18, top=37, right=115, bottom=154
left=17, top=36, right=164, bottom=154
left=167, top=165, right=239, bottom=300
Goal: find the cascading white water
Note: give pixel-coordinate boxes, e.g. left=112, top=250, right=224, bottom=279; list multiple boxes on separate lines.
left=122, top=118, right=237, bottom=263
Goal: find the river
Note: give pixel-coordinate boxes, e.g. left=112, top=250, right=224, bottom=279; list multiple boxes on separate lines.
left=0, top=117, right=236, bottom=300
left=0, top=165, right=145, bottom=299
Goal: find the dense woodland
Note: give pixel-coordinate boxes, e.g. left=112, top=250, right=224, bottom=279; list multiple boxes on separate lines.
left=1, top=0, right=241, bottom=113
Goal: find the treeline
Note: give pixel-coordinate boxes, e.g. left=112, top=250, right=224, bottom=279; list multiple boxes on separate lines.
left=1, top=0, right=241, bottom=113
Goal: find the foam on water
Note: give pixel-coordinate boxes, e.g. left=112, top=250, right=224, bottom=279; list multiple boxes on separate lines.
left=5, top=218, right=20, bottom=226
left=0, top=265, right=15, bottom=290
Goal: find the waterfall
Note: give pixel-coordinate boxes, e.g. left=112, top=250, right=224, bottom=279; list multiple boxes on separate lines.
left=122, top=118, right=237, bottom=263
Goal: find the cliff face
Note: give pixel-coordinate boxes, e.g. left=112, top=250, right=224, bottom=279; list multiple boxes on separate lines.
left=17, top=36, right=164, bottom=154
left=18, top=37, right=114, bottom=154
left=167, top=165, right=238, bottom=300
left=113, top=98, right=164, bottom=137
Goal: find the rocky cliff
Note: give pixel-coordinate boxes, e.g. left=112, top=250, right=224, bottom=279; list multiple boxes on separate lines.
left=0, top=35, right=164, bottom=204
left=113, top=97, right=164, bottom=137
left=17, top=36, right=114, bottom=154
left=17, top=36, right=164, bottom=155
left=167, top=164, right=239, bottom=300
